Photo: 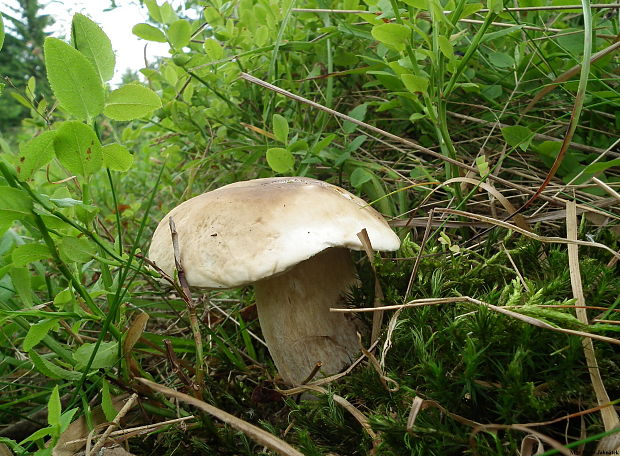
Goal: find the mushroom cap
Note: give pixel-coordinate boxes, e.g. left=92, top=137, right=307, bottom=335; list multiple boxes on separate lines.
left=148, top=177, right=400, bottom=288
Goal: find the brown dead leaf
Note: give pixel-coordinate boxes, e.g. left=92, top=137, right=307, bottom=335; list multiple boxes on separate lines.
left=53, top=395, right=128, bottom=456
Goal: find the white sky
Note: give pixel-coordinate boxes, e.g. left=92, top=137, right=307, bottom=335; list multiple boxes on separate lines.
left=3, top=0, right=189, bottom=85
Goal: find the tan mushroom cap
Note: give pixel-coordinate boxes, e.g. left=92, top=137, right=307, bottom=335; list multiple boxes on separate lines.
left=148, top=177, right=400, bottom=288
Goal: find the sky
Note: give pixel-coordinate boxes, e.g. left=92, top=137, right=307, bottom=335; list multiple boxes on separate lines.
left=3, top=0, right=188, bottom=84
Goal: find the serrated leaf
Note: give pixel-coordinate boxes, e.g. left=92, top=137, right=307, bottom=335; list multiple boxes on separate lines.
left=29, top=350, right=81, bottom=380
left=350, top=167, right=373, bottom=188
left=44, top=37, right=104, bottom=121
left=104, top=84, right=162, bottom=121
left=344, top=104, right=367, bottom=134
left=101, top=379, right=117, bottom=422
left=54, top=121, right=103, bottom=177
left=475, top=155, right=490, bottom=177
left=132, top=23, right=167, bottom=42
left=58, top=236, right=97, bottom=263
left=168, top=19, right=191, bottom=49
left=16, top=131, right=56, bottom=180
left=12, top=243, right=50, bottom=267
left=371, top=23, right=409, bottom=52
left=48, top=385, right=61, bottom=427
left=401, top=74, right=429, bottom=94
left=73, top=341, right=119, bottom=370
left=71, top=14, right=115, bottom=82
left=272, top=114, right=289, bottom=144
left=266, top=147, right=295, bottom=173
left=501, top=125, right=534, bottom=151
left=102, top=143, right=134, bottom=171
left=23, top=319, right=58, bottom=351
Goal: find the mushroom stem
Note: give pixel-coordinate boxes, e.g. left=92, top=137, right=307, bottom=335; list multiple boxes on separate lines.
left=254, top=247, right=361, bottom=385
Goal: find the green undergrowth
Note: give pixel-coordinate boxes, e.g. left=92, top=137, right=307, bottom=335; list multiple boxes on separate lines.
left=122, top=229, right=619, bottom=456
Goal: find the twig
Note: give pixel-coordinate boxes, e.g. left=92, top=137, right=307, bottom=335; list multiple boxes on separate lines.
left=87, top=393, right=139, bottom=456
left=164, top=339, right=197, bottom=390
left=169, top=217, right=205, bottom=397
left=357, top=229, right=385, bottom=346
left=291, top=4, right=620, bottom=14
left=566, top=202, right=620, bottom=431
left=330, top=296, right=620, bottom=346
left=63, top=416, right=196, bottom=446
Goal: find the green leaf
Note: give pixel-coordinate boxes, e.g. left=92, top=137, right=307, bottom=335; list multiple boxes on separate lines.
left=475, top=155, right=490, bottom=177
left=12, top=244, right=50, bottom=267
left=371, top=23, right=409, bottom=52
left=48, top=385, right=61, bottom=427
left=132, top=23, right=167, bottom=42
left=458, top=3, right=483, bottom=19
left=20, top=426, right=54, bottom=443
left=44, top=37, right=104, bottom=121
left=350, top=167, right=373, bottom=188
left=59, top=409, right=78, bottom=433
left=204, top=38, right=223, bottom=60
left=481, top=25, right=523, bottom=43
left=401, top=74, right=429, bottom=94
left=0, top=13, right=4, bottom=51
left=104, top=84, right=162, bottom=121
left=488, top=0, right=504, bottom=14
left=488, top=51, right=514, bottom=68
left=16, top=131, right=56, bottom=180
left=54, top=121, right=103, bottom=177
left=101, top=379, right=117, bottom=422
left=29, top=350, right=81, bottom=380
left=73, top=341, right=119, bottom=370
left=481, top=84, right=502, bottom=99
left=501, top=125, right=534, bottom=151
left=160, top=2, right=179, bottom=24
left=344, top=104, right=367, bottom=134
left=58, top=236, right=97, bottom=263
left=144, top=0, right=162, bottom=22
left=401, top=0, right=428, bottom=9
left=71, top=14, right=116, bottom=83
left=437, top=36, right=454, bottom=59
left=23, top=319, right=58, bottom=351
left=9, top=267, right=34, bottom=306
left=272, top=114, right=289, bottom=144
left=102, top=143, right=134, bottom=171
left=0, top=187, right=33, bottom=217
left=266, top=148, right=295, bottom=173
left=582, top=159, right=620, bottom=175
left=167, top=19, right=191, bottom=49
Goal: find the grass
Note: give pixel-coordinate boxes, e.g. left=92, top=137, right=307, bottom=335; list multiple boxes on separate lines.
left=0, top=0, right=619, bottom=454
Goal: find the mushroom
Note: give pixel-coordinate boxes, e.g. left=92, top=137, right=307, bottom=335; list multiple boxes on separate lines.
left=148, top=177, right=400, bottom=384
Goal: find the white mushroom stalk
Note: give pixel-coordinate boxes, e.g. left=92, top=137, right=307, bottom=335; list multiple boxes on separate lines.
left=148, top=177, right=400, bottom=385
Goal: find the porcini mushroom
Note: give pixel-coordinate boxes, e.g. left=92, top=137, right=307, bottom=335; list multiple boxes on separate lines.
left=148, top=177, right=400, bottom=384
